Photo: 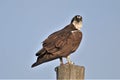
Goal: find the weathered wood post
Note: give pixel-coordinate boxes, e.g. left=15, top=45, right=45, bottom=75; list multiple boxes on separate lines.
left=55, top=64, right=85, bottom=80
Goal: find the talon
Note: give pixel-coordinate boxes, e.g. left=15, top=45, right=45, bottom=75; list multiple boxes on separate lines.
left=66, top=61, right=74, bottom=64
left=69, top=61, right=74, bottom=64
left=66, top=56, right=74, bottom=64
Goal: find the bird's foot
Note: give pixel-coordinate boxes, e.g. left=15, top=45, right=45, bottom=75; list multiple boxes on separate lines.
left=66, top=56, right=74, bottom=64
left=66, top=61, right=74, bottom=65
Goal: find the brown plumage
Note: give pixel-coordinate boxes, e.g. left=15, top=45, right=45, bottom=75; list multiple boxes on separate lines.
left=31, top=15, right=83, bottom=68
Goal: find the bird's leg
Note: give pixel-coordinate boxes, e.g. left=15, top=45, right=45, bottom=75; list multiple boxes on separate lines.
left=66, top=56, right=74, bottom=64
left=59, top=57, right=64, bottom=65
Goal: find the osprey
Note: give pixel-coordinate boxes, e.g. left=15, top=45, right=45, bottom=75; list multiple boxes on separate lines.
left=31, top=15, right=83, bottom=68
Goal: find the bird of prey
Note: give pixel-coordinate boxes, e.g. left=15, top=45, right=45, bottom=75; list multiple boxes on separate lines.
left=31, top=15, right=83, bottom=68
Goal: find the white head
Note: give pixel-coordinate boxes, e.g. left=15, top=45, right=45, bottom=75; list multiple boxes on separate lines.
left=71, top=15, right=82, bottom=30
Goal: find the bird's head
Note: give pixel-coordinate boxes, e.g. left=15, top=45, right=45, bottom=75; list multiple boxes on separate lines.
left=71, top=15, right=82, bottom=30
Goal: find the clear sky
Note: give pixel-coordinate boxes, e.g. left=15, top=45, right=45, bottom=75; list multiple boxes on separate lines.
left=0, top=0, right=120, bottom=79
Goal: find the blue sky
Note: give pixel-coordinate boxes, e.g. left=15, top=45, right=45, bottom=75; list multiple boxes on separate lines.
left=0, top=0, right=120, bottom=79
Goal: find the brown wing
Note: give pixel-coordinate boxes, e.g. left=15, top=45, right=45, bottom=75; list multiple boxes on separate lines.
left=43, top=30, right=71, bottom=53
left=36, top=30, right=82, bottom=57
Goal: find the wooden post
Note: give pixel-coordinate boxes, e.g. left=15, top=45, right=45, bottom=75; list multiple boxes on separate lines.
left=55, top=64, right=85, bottom=80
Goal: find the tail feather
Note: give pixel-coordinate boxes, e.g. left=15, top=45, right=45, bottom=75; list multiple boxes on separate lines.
left=31, top=52, right=59, bottom=68
left=36, top=48, right=46, bottom=56
left=31, top=62, right=40, bottom=68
